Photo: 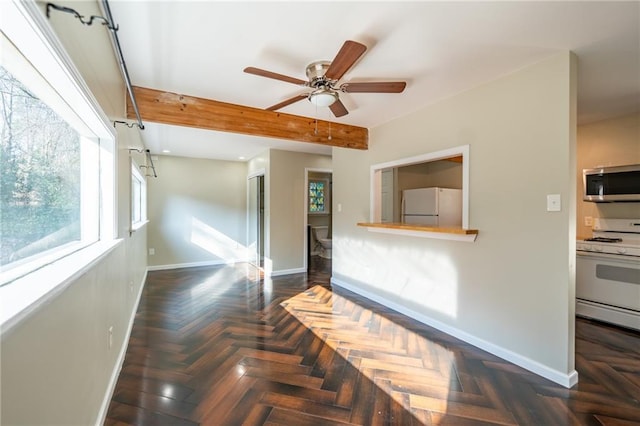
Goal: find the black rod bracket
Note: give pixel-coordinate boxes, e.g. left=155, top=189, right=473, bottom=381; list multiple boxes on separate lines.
left=46, top=3, right=118, bottom=31
left=128, top=148, right=157, bottom=178
left=114, top=120, right=144, bottom=130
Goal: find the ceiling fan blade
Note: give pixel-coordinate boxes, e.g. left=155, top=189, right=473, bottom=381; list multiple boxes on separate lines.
left=329, top=99, right=349, bottom=117
left=324, top=40, right=367, bottom=81
left=266, top=94, right=308, bottom=111
left=244, top=67, right=307, bottom=86
left=341, top=81, right=407, bottom=93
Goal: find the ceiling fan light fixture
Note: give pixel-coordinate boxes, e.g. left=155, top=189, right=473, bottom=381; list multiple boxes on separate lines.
left=308, top=88, right=338, bottom=107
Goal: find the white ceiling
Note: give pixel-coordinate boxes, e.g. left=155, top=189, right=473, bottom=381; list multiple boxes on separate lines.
left=109, top=1, right=640, bottom=161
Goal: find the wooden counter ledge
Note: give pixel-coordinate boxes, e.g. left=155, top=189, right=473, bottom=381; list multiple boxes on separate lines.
left=357, top=222, right=478, bottom=242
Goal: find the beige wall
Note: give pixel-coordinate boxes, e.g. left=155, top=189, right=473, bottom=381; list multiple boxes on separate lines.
left=268, top=150, right=331, bottom=273
left=1, top=232, right=146, bottom=425
left=1, top=2, right=148, bottom=425
left=332, top=53, right=577, bottom=385
left=397, top=159, right=463, bottom=192
left=147, top=156, right=248, bottom=267
left=576, top=112, right=640, bottom=238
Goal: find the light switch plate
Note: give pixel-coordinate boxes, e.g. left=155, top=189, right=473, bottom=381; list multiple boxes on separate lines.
left=547, top=194, right=561, bottom=212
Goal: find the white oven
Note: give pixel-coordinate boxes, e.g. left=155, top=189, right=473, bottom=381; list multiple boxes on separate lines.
left=576, top=219, right=640, bottom=331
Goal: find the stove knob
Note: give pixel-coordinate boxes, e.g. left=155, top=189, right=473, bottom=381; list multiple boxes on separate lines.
left=593, top=246, right=602, bottom=252
left=617, top=248, right=627, bottom=254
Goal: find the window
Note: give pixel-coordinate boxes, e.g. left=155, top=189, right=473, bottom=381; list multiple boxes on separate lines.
left=0, top=2, right=115, bottom=289
left=131, top=161, right=147, bottom=229
left=309, top=179, right=329, bottom=214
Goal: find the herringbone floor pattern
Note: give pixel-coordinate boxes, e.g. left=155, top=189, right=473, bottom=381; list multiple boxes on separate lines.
left=105, top=259, right=640, bottom=425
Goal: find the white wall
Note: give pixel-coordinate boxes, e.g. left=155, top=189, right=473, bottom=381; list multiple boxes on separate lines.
left=332, top=53, right=577, bottom=386
left=576, top=112, right=640, bottom=238
left=1, top=2, right=148, bottom=424
left=268, top=149, right=331, bottom=274
left=147, top=156, right=248, bottom=268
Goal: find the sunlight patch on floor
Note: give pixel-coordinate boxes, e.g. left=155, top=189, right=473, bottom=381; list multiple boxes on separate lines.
left=281, top=285, right=455, bottom=421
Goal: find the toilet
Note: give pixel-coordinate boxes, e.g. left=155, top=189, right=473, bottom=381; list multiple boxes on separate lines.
left=312, top=226, right=332, bottom=259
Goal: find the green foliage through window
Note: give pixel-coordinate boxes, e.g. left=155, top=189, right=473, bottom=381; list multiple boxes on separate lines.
left=0, top=66, right=81, bottom=268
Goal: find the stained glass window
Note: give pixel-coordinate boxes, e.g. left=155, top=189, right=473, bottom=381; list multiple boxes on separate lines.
left=309, top=180, right=326, bottom=213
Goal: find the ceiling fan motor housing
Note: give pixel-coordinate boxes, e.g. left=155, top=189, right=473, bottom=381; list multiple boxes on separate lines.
left=306, top=61, right=334, bottom=88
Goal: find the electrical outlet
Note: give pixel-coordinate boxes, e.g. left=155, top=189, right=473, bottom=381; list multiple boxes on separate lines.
left=584, top=216, right=593, bottom=227
left=148, top=248, right=155, bottom=255
left=108, top=326, right=113, bottom=349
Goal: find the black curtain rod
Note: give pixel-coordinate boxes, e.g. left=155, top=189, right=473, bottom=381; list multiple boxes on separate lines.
left=46, top=2, right=145, bottom=130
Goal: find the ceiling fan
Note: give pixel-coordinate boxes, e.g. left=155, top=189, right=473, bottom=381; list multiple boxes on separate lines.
left=244, top=40, right=406, bottom=118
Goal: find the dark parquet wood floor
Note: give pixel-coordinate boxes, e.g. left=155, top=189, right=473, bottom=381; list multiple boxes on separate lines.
left=105, top=258, right=640, bottom=425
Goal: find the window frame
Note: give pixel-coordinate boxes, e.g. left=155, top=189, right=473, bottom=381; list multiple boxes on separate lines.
left=308, top=178, right=330, bottom=215
left=130, top=159, right=147, bottom=232
left=0, top=0, right=118, bottom=330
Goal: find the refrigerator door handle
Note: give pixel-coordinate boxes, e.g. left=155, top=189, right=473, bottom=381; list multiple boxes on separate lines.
left=401, top=196, right=406, bottom=219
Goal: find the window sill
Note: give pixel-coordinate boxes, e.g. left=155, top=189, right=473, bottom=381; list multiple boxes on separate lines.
left=130, top=219, right=149, bottom=234
left=357, top=222, right=478, bottom=242
left=0, top=239, right=122, bottom=335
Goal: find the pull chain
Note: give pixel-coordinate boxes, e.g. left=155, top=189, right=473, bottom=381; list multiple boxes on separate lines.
left=314, top=103, right=319, bottom=135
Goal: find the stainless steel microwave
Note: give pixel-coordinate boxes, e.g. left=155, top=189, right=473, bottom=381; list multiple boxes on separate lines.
left=583, top=164, right=640, bottom=202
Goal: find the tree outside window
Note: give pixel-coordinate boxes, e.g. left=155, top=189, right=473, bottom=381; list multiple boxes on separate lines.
left=0, top=66, right=82, bottom=274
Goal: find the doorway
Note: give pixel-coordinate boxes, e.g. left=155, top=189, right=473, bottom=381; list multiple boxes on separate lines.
left=305, top=168, right=332, bottom=272
left=248, top=173, right=265, bottom=269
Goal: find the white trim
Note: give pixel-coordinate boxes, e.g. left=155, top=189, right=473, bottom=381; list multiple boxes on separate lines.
left=0, top=0, right=115, bottom=140
left=0, top=240, right=122, bottom=335
left=130, top=159, right=148, bottom=233
left=331, top=277, right=579, bottom=388
left=130, top=219, right=149, bottom=233
left=363, top=226, right=477, bottom=242
left=270, top=267, right=307, bottom=277
left=304, top=168, right=333, bottom=271
left=147, top=258, right=247, bottom=271
left=246, top=170, right=265, bottom=268
left=95, top=268, right=147, bottom=426
left=247, top=168, right=266, bottom=180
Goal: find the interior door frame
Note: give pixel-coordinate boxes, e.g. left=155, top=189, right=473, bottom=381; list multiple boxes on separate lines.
left=304, top=167, right=332, bottom=271
left=247, top=169, right=265, bottom=269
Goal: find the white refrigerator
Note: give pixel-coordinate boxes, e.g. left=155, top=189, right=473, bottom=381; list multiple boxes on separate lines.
left=401, top=187, right=462, bottom=226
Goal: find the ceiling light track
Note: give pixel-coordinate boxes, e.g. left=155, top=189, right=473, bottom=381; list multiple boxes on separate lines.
left=45, top=1, right=145, bottom=131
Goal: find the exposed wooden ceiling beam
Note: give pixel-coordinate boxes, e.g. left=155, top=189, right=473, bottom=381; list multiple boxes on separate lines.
left=127, top=86, right=368, bottom=150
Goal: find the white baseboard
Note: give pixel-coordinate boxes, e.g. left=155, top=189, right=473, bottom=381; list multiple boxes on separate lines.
left=147, top=258, right=246, bottom=271
left=331, top=277, right=578, bottom=388
left=270, top=267, right=307, bottom=277
left=96, top=268, right=147, bottom=426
